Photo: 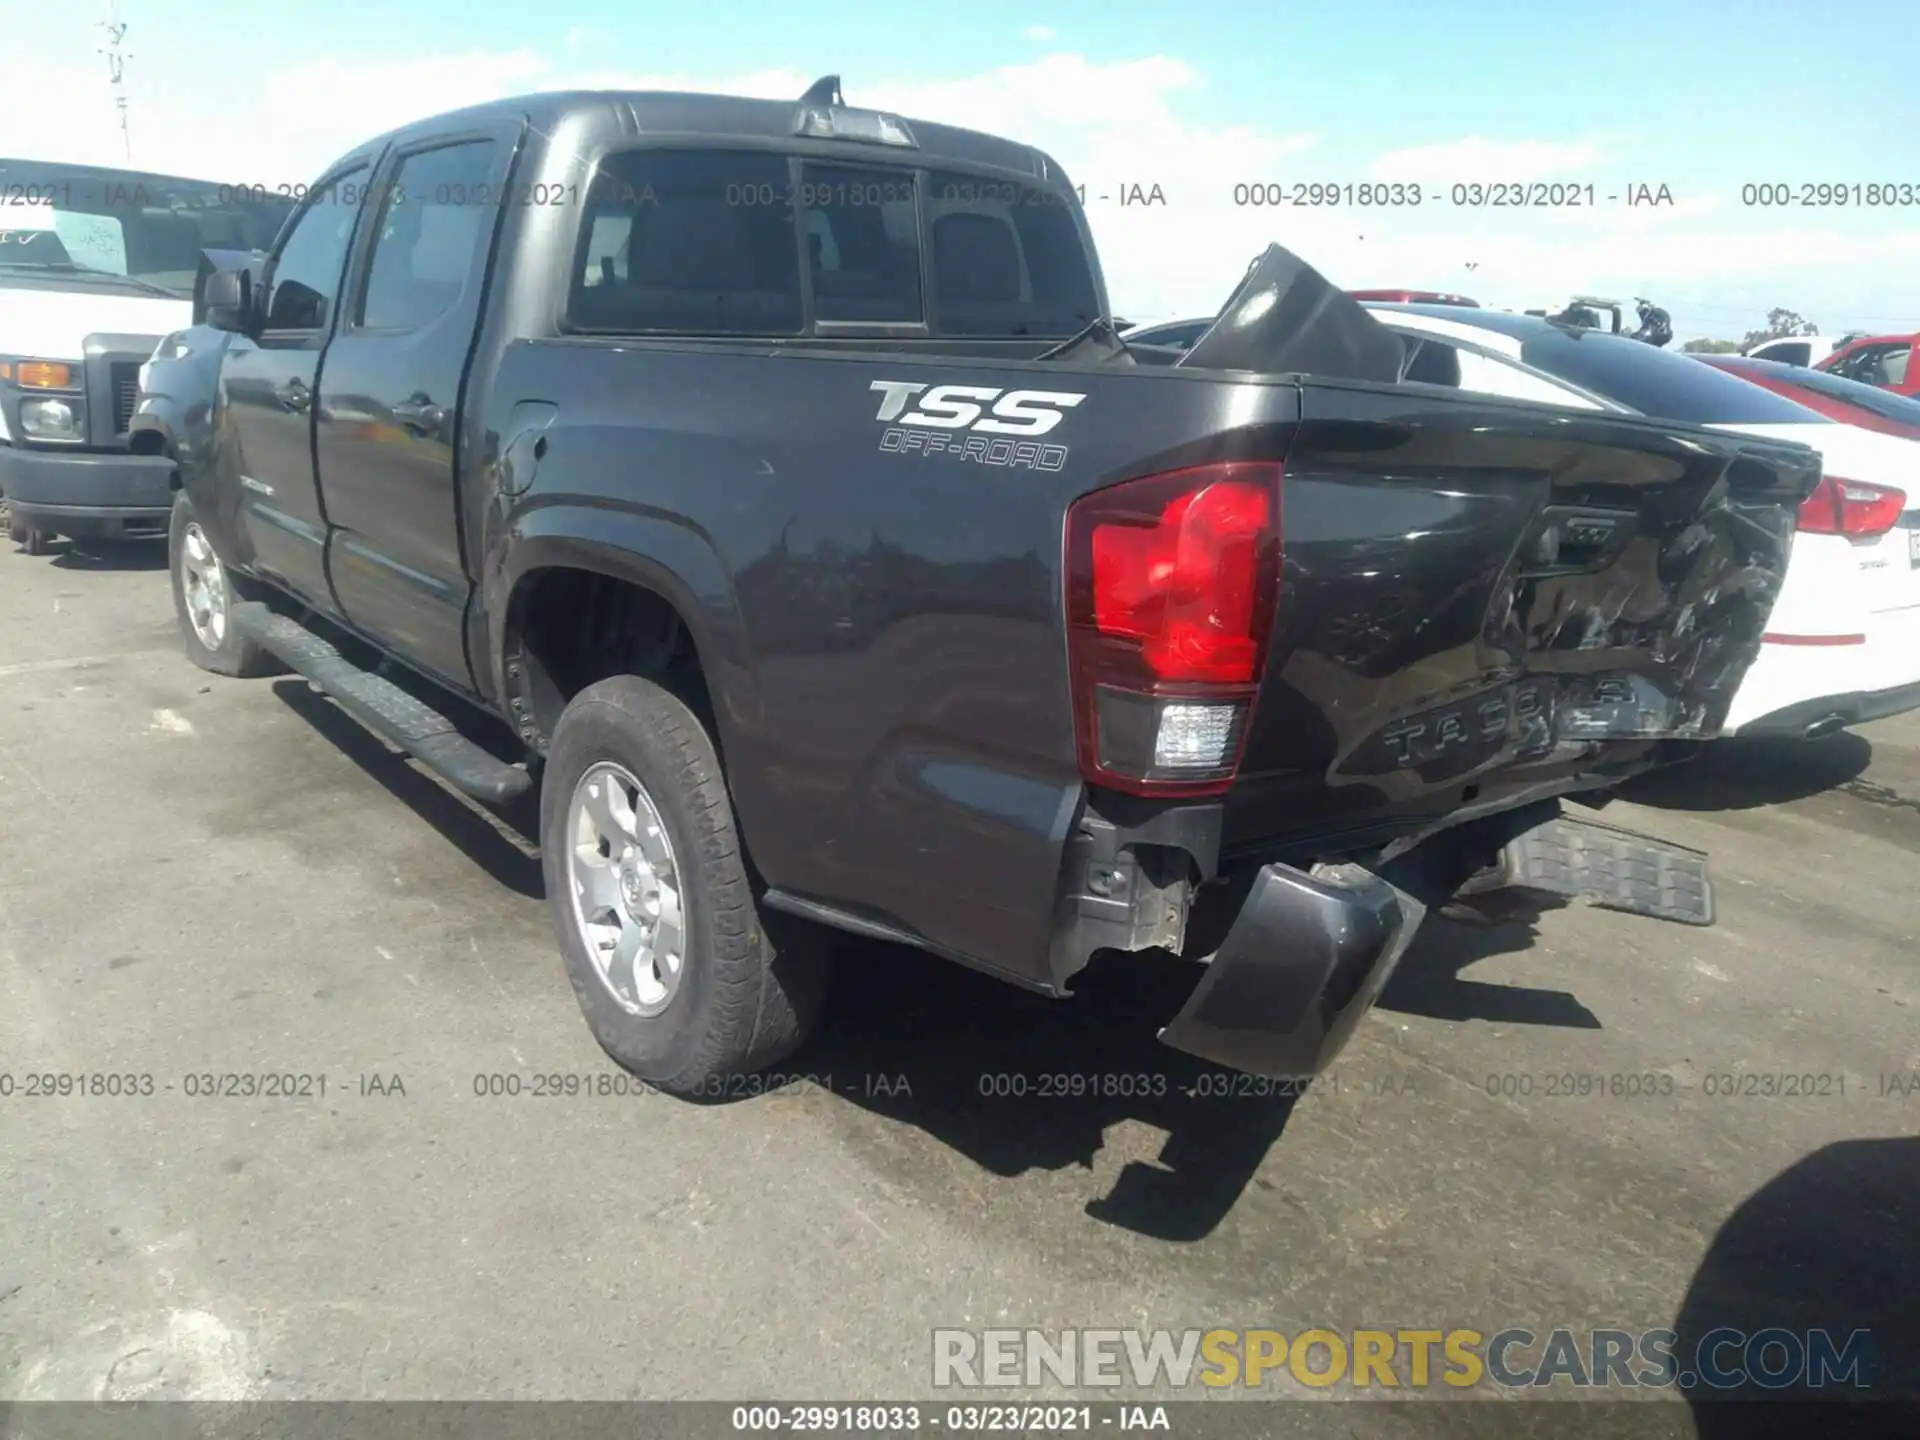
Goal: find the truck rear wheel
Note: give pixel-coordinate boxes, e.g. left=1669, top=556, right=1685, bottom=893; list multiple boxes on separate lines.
left=167, top=493, right=283, bottom=678
left=541, top=675, right=829, bottom=1095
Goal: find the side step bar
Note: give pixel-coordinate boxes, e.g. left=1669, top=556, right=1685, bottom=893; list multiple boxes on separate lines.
left=1467, top=814, right=1715, bottom=926
left=231, top=601, right=532, bottom=806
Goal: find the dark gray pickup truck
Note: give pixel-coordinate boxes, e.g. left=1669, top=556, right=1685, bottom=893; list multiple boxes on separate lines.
left=147, top=81, right=1819, bottom=1095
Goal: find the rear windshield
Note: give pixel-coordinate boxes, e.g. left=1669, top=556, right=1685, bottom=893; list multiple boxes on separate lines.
left=1515, top=328, right=1826, bottom=425
left=565, top=148, right=1099, bottom=338
left=921, top=169, right=1099, bottom=336
left=570, top=150, right=804, bottom=336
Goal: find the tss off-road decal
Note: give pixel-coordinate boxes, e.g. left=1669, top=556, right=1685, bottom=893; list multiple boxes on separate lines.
left=869, top=380, right=1085, bottom=472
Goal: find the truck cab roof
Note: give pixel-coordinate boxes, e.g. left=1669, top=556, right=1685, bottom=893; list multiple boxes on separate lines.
left=329, top=89, right=1069, bottom=188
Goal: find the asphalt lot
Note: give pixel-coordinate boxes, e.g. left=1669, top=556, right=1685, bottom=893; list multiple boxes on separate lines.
left=1, top=535, right=1915, bottom=1415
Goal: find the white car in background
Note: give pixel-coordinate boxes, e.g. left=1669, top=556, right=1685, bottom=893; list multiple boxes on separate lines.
left=1742, top=334, right=1860, bottom=367
left=1361, top=304, right=1920, bottom=739
left=1120, top=317, right=1216, bottom=352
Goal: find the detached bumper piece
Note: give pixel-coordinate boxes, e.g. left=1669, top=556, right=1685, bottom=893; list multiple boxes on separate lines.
left=231, top=601, right=532, bottom=806
left=1159, top=862, right=1428, bottom=1079
left=1472, top=814, right=1714, bottom=926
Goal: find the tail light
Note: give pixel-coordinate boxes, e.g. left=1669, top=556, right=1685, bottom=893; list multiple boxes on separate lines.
left=1063, top=461, right=1283, bottom=797
left=1344, top=289, right=1481, bottom=306
left=1796, top=475, right=1906, bottom=539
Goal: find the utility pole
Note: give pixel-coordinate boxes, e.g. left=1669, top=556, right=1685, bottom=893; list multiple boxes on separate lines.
left=97, top=0, right=133, bottom=162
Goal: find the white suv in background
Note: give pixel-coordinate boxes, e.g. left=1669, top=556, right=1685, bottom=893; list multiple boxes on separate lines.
left=1362, top=304, right=1920, bottom=740
left=1742, top=334, right=1860, bottom=367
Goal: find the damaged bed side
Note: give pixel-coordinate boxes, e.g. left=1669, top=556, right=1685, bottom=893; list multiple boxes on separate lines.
left=1046, top=245, right=1808, bottom=1077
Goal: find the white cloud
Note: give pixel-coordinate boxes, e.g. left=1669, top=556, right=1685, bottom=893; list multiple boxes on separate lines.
left=257, top=52, right=554, bottom=165
left=1, top=42, right=1915, bottom=338
left=1023, top=25, right=1055, bottom=41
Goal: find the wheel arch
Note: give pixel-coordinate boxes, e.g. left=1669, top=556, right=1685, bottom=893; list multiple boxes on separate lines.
left=490, top=513, right=766, bottom=787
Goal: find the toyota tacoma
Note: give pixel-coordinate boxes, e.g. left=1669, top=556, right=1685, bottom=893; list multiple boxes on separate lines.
left=153, top=81, right=1820, bottom=1094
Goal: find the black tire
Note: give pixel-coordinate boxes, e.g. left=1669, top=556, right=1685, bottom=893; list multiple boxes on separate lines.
left=540, top=675, right=830, bottom=1095
left=167, top=492, right=284, bottom=678
left=16, top=524, right=52, bottom=555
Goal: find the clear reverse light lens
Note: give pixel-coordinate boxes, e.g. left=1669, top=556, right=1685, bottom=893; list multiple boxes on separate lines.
left=1153, top=702, right=1238, bottom=768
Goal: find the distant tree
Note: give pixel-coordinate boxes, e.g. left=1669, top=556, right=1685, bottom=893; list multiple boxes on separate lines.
left=1739, top=307, right=1818, bottom=351
left=1681, top=338, right=1742, bottom=353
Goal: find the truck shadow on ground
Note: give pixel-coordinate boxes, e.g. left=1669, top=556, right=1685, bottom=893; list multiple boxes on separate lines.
left=792, top=887, right=1594, bottom=1242
left=34, top=537, right=169, bottom=572
left=1677, top=1136, right=1919, bottom=1437
left=795, top=934, right=1304, bottom=1242
left=1622, top=734, right=1873, bottom=813
left=1377, top=889, right=1600, bottom=1030
left=271, top=679, right=545, bottom=899
left=264, top=647, right=1607, bottom=1240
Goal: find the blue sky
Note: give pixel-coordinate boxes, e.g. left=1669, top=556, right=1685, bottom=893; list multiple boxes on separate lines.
left=9, top=0, right=1920, bottom=339
left=147, top=0, right=1918, bottom=160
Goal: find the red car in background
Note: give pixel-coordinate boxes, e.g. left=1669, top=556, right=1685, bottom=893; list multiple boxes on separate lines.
left=1697, top=354, right=1920, bottom=441
left=1814, top=333, right=1920, bottom=396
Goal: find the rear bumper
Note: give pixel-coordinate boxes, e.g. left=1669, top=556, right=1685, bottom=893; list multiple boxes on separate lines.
left=0, top=445, right=173, bottom=539
left=1159, top=862, right=1428, bottom=1078
left=1723, top=616, right=1920, bottom=737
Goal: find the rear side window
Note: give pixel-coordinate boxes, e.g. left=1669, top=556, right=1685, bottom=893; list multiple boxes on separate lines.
left=925, top=170, right=1099, bottom=337
left=568, top=150, right=803, bottom=335
left=1456, top=348, right=1605, bottom=408
left=1518, top=328, right=1824, bottom=425
left=1399, top=336, right=1461, bottom=387
left=1391, top=332, right=1609, bottom=409
left=1751, top=340, right=1811, bottom=367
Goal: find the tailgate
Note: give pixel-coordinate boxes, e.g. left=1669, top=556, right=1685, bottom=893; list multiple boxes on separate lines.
left=1223, top=385, right=1821, bottom=856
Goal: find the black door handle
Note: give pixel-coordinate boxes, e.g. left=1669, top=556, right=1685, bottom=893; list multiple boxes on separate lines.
left=276, top=378, right=311, bottom=412
left=391, top=396, right=446, bottom=435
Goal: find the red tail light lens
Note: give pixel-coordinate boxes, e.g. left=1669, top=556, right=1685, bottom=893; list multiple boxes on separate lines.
left=1344, top=289, right=1481, bottom=307
left=1796, top=475, right=1906, bottom=539
left=1065, top=462, right=1282, bottom=797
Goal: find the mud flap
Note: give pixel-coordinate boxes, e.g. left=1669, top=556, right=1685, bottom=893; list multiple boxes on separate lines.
left=1469, top=815, right=1715, bottom=926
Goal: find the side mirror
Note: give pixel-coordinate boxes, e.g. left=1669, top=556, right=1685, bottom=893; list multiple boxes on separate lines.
left=201, top=267, right=254, bottom=333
